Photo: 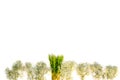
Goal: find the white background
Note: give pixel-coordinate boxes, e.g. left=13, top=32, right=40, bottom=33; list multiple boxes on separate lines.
left=0, top=0, right=120, bottom=80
